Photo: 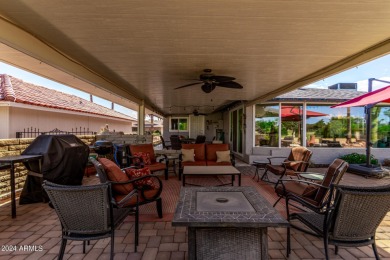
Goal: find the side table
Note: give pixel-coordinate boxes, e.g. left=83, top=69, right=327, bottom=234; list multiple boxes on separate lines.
left=298, top=172, right=325, bottom=183
left=0, top=154, right=43, bottom=218
left=252, top=161, right=268, bottom=182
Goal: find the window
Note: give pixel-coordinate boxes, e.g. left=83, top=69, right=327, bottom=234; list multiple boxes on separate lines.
left=254, top=104, right=279, bottom=147
left=169, top=117, right=189, bottom=132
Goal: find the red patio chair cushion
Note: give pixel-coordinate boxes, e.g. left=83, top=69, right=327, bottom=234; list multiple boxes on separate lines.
left=98, top=158, right=134, bottom=195
left=133, top=151, right=152, bottom=165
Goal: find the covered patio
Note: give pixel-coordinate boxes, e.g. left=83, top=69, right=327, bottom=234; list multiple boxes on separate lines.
left=1, top=164, right=390, bottom=259
left=1, top=2, right=390, bottom=260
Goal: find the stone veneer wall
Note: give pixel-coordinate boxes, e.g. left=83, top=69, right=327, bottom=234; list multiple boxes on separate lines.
left=0, top=135, right=96, bottom=200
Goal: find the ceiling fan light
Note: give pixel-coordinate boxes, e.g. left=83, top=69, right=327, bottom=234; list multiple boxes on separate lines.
left=201, top=83, right=215, bottom=93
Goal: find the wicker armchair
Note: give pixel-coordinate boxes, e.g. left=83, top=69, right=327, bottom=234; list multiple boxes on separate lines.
left=274, top=158, right=348, bottom=208
left=91, top=157, right=163, bottom=218
left=262, top=146, right=313, bottom=183
left=286, top=184, right=390, bottom=259
left=43, top=181, right=138, bottom=260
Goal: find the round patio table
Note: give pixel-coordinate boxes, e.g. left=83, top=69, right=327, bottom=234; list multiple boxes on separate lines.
left=251, top=161, right=268, bottom=182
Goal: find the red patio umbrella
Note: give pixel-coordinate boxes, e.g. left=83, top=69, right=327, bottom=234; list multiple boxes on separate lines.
left=331, top=85, right=390, bottom=108
left=281, top=106, right=328, bottom=121
left=331, top=79, right=390, bottom=167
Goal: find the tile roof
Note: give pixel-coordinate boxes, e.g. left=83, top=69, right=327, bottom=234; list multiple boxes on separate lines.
left=0, top=74, right=136, bottom=121
left=270, top=88, right=367, bottom=102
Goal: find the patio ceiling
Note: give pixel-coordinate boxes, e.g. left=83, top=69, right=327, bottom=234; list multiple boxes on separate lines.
left=0, top=1, right=390, bottom=117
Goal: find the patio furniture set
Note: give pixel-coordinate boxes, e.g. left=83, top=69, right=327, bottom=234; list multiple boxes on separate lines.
left=3, top=137, right=390, bottom=260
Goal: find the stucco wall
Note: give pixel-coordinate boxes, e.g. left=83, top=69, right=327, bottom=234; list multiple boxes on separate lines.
left=2, top=106, right=134, bottom=139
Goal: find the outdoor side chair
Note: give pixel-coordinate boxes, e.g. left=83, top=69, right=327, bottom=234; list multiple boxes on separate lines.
left=286, top=184, right=390, bottom=260
left=274, top=158, right=348, bottom=208
left=160, top=136, right=172, bottom=149
left=262, top=146, right=313, bottom=183
left=91, top=157, right=163, bottom=218
left=43, top=180, right=138, bottom=260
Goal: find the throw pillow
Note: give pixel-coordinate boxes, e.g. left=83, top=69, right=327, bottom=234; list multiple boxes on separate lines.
left=216, top=150, right=231, bottom=163
left=181, top=149, right=195, bottom=162
left=133, top=152, right=152, bottom=165
left=124, top=167, right=158, bottom=189
left=98, top=158, right=134, bottom=194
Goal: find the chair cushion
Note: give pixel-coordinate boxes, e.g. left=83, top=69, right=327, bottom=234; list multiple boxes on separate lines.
left=124, top=167, right=158, bottom=189
left=130, top=144, right=156, bottom=163
left=98, top=158, right=134, bottom=195
left=275, top=181, right=319, bottom=205
left=266, top=164, right=286, bottom=175
left=182, top=144, right=206, bottom=161
left=133, top=151, right=152, bottom=165
left=287, top=147, right=311, bottom=171
left=146, top=163, right=167, bottom=172
left=115, top=189, right=159, bottom=207
left=181, top=149, right=195, bottom=162
left=216, top=150, right=231, bottom=163
left=206, top=144, right=230, bottom=161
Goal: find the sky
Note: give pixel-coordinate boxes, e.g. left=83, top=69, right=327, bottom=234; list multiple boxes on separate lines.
left=305, top=53, right=390, bottom=91
left=1, top=53, right=390, bottom=115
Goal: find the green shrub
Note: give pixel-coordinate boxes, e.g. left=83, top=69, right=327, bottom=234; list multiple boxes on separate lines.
left=339, top=153, right=378, bottom=165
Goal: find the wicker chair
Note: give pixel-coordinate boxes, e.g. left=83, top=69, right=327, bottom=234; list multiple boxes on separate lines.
left=274, top=158, right=348, bottom=208
left=91, top=157, right=163, bottom=218
left=43, top=181, right=138, bottom=260
left=286, top=184, right=390, bottom=259
left=262, top=146, right=313, bottom=183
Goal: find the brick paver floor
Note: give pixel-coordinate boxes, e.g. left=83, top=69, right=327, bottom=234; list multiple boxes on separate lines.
left=1, top=165, right=390, bottom=259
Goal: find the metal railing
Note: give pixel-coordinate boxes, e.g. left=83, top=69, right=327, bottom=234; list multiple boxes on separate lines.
left=16, top=127, right=96, bottom=138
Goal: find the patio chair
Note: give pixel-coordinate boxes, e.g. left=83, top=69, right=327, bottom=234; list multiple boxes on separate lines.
left=286, top=184, right=390, bottom=259
left=160, top=136, right=171, bottom=150
left=127, top=143, right=169, bottom=180
left=170, top=135, right=182, bottom=150
left=274, top=158, right=348, bottom=208
left=91, top=157, right=163, bottom=218
left=262, top=146, right=313, bottom=183
left=43, top=180, right=138, bottom=260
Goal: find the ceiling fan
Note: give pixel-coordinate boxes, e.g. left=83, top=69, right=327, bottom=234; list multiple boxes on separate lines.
left=175, top=69, right=243, bottom=93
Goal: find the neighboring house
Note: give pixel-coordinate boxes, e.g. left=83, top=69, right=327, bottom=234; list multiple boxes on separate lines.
left=0, top=74, right=137, bottom=139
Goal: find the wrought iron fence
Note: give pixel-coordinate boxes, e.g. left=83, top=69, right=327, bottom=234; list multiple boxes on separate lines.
left=16, top=127, right=97, bottom=138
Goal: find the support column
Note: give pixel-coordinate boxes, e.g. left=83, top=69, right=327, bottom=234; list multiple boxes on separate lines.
left=138, top=100, right=145, bottom=135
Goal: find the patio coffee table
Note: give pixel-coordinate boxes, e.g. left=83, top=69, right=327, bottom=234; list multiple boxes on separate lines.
left=182, top=166, right=241, bottom=186
left=172, top=186, right=289, bottom=259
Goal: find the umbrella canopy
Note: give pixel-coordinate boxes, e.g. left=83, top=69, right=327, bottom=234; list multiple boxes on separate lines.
left=331, top=81, right=390, bottom=168
left=331, top=85, right=390, bottom=108
left=281, top=106, right=328, bottom=121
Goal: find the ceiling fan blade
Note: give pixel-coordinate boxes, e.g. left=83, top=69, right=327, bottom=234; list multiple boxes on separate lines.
left=174, top=82, right=202, bottom=89
left=210, top=75, right=236, bottom=82
left=216, top=81, right=243, bottom=89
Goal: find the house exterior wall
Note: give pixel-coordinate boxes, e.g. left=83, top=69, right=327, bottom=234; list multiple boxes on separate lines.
left=0, top=106, right=10, bottom=138
left=3, top=106, right=134, bottom=139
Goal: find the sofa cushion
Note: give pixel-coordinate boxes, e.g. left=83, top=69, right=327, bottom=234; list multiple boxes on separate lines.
left=206, top=144, right=230, bottom=161
left=182, top=144, right=206, bottom=161
left=216, top=150, right=231, bottom=163
left=124, top=167, right=158, bottom=189
left=206, top=161, right=232, bottom=166
left=181, top=149, right=195, bottom=162
left=98, top=158, right=134, bottom=195
left=182, top=161, right=207, bottom=167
